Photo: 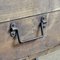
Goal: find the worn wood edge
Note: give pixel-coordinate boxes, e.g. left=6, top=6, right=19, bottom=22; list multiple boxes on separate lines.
left=0, top=9, right=60, bottom=23
left=29, top=44, right=60, bottom=60
left=18, top=44, right=60, bottom=60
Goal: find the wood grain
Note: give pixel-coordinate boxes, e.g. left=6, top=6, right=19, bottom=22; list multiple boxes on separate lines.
left=0, top=11, right=60, bottom=60
left=0, top=0, right=60, bottom=23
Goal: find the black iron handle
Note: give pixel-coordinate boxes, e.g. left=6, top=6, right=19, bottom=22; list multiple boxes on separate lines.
left=9, top=22, right=21, bottom=43
left=38, top=16, right=47, bottom=36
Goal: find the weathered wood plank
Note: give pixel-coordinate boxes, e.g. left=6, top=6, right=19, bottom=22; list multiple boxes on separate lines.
left=0, top=0, right=60, bottom=23
left=47, top=11, right=60, bottom=42
left=0, top=11, right=60, bottom=60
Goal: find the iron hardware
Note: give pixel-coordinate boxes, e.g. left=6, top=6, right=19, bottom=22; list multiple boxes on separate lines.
left=38, top=16, right=47, bottom=36
left=9, top=22, right=21, bottom=43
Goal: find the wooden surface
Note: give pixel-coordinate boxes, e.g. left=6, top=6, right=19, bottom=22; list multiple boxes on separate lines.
left=0, top=0, right=60, bottom=22
left=0, top=11, right=60, bottom=60
left=0, top=0, right=60, bottom=60
left=36, top=46, right=60, bottom=60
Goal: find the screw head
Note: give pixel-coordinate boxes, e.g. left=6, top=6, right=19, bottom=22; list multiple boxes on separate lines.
left=10, top=31, right=16, bottom=38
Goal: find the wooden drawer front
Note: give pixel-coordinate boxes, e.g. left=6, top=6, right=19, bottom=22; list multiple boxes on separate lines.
left=0, top=14, right=47, bottom=60
left=1, top=11, right=60, bottom=60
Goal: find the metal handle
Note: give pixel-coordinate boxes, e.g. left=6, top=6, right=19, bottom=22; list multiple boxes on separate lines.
left=38, top=16, right=47, bottom=36
left=9, top=22, right=21, bottom=43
